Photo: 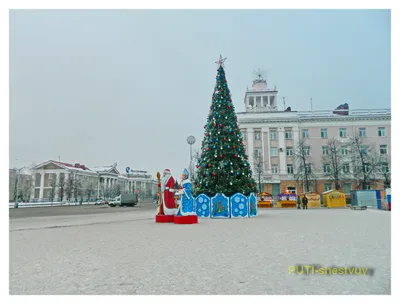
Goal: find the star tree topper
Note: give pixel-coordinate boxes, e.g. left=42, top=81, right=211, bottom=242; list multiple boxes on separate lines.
left=215, top=55, right=227, bottom=68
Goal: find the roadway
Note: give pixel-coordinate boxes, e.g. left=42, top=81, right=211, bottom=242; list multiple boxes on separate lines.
left=9, top=200, right=157, bottom=219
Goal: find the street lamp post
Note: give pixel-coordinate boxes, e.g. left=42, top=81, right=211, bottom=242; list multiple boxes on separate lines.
left=187, top=136, right=196, bottom=180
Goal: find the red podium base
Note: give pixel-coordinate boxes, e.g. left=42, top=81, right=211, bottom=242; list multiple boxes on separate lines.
left=155, top=214, right=175, bottom=223
left=174, top=215, right=198, bottom=225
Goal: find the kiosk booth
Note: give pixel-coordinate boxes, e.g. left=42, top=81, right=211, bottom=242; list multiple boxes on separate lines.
left=257, top=192, right=273, bottom=208
left=298, top=192, right=321, bottom=208
left=277, top=193, right=297, bottom=208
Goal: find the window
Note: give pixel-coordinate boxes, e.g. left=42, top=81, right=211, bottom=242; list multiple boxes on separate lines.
left=359, top=128, right=367, bottom=138
left=378, top=127, right=386, bottom=137
left=321, top=128, right=328, bottom=138
left=344, top=183, right=351, bottom=194
left=285, top=130, right=293, bottom=140
left=322, top=146, right=329, bottom=155
left=343, top=163, right=350, bottom=174
left=286, top=147, right=293, bottom=156
left=325, top=183, right=332, bottom=191
left=304, top=146, right=311, bottom=156
left=254, top=131, right=261, bottom=140
left=243, top=132, right=247, bottom=140
left=287, top=164, right=294, bottom=174
left=323, top=164, right=331, bottom=174
left=361, top=145, right=368, bottom=155
left=380, top=145, right=387, bottom=155
left=381, top=163, right=389, bottom=173
left=254, top=149, right=263, bottom=158
left=339, top=128, right=347, bottom=138
left=341, top=146, right=348, bottom=155
left=302, top=129, right=310, bottom=138
left=271, top=148, right=278, bottom=157
left=287, top=186, right=296, bottom=194
left=270, top=131, right=277, bottom=140
left=363, top=163, right=371, bottom=173
left=305, top=164, right=312, bottom=174
left=272, top=165, right=278, bottom=174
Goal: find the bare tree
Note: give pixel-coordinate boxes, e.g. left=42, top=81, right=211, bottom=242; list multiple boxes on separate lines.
left=379, top=158, right=391, bottom=189
left=73, top=176, right=82, bottom=202
left=48, top=174, right=57, bottom=202
left=321, top=138, right=348, bottom=190
left=65, top=173, right=74, bottom=202
left=293, top=136, right=316, bottom=193
left=86, top=182, right=95, bottom=202
left=21, top=175, right=33, bottom=202
left=58, top=174, right=66, bottom=202
left=253, top=150, right=268, bottom=194
left=349, top=134, right=382, bottom=190
left=114, top=183, right=121, bottom=197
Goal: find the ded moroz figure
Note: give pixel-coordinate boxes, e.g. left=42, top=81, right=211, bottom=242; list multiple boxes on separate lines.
left=160, top=169, right=178, bottom=215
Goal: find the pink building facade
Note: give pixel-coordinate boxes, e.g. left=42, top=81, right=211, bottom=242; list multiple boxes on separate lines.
left=237, top=78, right=391, bottom=197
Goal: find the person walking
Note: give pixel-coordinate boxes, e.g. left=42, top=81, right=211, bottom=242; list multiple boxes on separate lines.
left=302, top=195, right=308, bottom=210
left=297, top=195, right=301, bottom=209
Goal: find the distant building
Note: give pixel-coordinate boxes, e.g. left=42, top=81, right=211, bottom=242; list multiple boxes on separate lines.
left=238, top=77, right=391, bottom=197
left=28, top=160, right=157, bottom=202
left=9, top=168, right=32, bottom=202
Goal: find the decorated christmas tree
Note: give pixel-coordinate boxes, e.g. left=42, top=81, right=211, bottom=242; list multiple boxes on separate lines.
left=194, top=56, right=257, bottom=197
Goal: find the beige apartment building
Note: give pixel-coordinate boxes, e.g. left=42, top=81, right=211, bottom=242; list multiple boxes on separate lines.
left=237, top=77, right=391, bottom=197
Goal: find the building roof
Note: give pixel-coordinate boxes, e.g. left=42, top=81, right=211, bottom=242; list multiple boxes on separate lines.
left=32, top=160, right=95, bottom=173
left=91, top=165, right=120, bottom=175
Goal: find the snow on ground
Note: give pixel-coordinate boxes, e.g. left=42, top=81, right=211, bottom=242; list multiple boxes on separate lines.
left=9, top=208, right=390, bottom=295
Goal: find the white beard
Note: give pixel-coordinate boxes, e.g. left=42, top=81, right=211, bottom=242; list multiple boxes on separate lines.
left=161, top=174, right=171, bottom=192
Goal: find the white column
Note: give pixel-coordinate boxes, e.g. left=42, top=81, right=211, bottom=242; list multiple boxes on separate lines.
left=97, top=176, right=100, bottom=199
left=267, top=96, right=270, bottom=106
left=31, top=174, right=36, bottom=199
left=293, top=126, right=300, bottom=174
left=247, top=128, right=255, bottom=172
left=278, top=127, right=287, bottom=174
left=55, top=172, right=60, bottom=200
left=262, top=127, right=271, bottom=173
left=103, top=177, right=106, bottom=192
left=39, top=172, right=45, bottom=199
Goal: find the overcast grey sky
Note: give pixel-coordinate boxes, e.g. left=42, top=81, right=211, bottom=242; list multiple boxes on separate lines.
left=9, top=9, right=390, bottom=178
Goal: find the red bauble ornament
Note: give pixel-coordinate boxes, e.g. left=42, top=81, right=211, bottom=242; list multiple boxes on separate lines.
left=196, top=165, right=198, bottom=168
left=196, top=184, right=200, bottom=187
left=224, top=138, right=227, bottom=141
left=214, top=123, right=217, bottom=127
left=208, top=164, right=211, bottom=167
left=204, top=125, right=206, bottom=128
left=233, top=145, right=236, bottom=149
left=219, top=155, right=223, bottom=158
left=228, top=106, right=231, bottom=109
left=206, top=148, right=210, bottom=151
left=235, top=154, right=238, bottom=158
left=246, top=157, right=248, bottom=160
left=250, top=183, right=253, bottom=187
left=212, top=173, right=216, bottom=176
left=219, top=124, right=223, bottom=127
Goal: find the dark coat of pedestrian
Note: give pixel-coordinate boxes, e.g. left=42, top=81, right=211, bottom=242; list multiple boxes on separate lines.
left=302, top=195, right=308, bottom=209
left=297, top=195, right=301, bottom=209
